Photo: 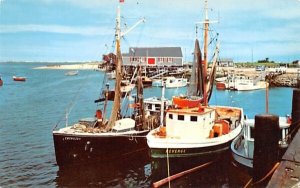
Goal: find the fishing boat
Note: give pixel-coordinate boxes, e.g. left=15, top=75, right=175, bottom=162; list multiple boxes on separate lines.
left=13, top=76, right=26, bottom=82
left=152, top=79, right=163, bottom=87
left=216, top=73, right=268, bottom=91
left=53, top=5, right=160, bottom=166
left=146, top=0, right=244, bottom=172
left=107, top=70, right=116, bottom=79
left=140, top=76, right=152, bottom=87
left=144, top=96, right=171, bottom=116
left=65, top=70, right=78, bottom=76
left=164, top=76, right=188, bottom=88
left=231, top=116, right=291, bottom=168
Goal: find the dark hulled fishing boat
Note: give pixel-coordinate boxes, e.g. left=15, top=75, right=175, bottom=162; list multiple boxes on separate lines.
left=53, top=5, right=159, bottom=167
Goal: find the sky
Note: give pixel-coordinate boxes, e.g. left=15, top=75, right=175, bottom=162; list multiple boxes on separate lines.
left=0, top=0, right=299, bottom=63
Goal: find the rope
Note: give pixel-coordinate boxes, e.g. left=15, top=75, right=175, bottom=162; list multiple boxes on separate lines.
left=153, top=160, right=215, bottom=188
left=166, top=146, right=171, bottom=188
left=243, top=162, right=280, bottom=188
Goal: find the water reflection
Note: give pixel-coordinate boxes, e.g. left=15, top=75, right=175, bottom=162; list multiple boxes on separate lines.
left=152, top=151, right=253, bottom=187
left=55, top=150, right=253, bottom=187
left=55, top=153, right=152, bottom=187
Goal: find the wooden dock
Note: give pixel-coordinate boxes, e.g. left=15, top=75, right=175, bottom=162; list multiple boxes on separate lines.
left=267, top=128, right=300, bottom=187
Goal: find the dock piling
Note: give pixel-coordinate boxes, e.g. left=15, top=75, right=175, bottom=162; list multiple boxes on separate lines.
left=253, top=114, right=280, bottom=183
left=291, top=89, right=300, bottom=139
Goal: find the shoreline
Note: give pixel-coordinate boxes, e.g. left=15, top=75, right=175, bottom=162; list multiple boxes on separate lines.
left=33, top=63, right=101, bottom=70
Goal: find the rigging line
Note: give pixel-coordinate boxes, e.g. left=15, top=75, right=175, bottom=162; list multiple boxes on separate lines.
left=54, top=72, right=92, bottom=129
left=66, top=73, right=92, bottom=117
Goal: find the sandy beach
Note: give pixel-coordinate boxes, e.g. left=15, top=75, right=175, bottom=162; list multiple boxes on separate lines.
left=33, top=63, right=101, bottom=70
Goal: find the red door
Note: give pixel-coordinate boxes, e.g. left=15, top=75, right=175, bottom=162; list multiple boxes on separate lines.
left=148, top=58, right=155, bottom=65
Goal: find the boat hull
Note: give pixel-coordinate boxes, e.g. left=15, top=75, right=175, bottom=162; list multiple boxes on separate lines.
left=13, top=76, right=26, bottom=81
left=231, top=134, right=253, bottom=168
left=149, top=139, right=232, bottom=159
left=172, top=96, right=201, bottom=108
left=150, top=146, right=231, bottom=179
left=216, top=82, right=226, bottom=90
left=53, top=131, right=149, bottom=167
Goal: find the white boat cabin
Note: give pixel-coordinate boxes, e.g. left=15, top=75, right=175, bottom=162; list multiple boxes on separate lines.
left=243, top=117, right=290, bottom=148
left=165, top=107, right=216, bottom=139
left=144, top=97, right=171, bottom=115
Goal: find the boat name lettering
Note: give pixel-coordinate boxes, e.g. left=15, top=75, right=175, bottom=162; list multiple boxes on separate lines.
left=63, top=137, right=81, bottom=141
left=166, top=149, right=186, bottom=154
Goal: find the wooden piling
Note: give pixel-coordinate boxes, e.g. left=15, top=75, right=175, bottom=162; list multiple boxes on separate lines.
left=291, top=89, right=300, bottom=138
left=253, top=114, right=280, bottom=183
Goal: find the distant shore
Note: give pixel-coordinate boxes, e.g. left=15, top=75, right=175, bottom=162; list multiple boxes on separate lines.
left=33, top=63, right=100, bottom=70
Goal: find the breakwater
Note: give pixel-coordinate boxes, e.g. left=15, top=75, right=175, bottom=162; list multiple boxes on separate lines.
left=217, top=67, right=300, bottom=88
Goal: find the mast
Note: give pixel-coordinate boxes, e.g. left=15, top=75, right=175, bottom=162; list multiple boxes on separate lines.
left=196, top=0, right=218, bottom=106
left=203, top=0, right=209, bottom=106
left=106, top=4, right=145, bottom=130
left=107, top=5, right=122, bottom=130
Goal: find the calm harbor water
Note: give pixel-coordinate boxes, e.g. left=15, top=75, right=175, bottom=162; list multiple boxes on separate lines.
left=0, top=62, right=293, bottom=187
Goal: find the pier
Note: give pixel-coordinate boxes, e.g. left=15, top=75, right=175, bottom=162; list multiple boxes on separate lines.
left=267, top=89, right=300, bottom=187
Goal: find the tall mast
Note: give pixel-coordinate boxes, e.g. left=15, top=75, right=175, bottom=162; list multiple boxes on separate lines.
left=203, top=0, right=209, bottom=106
left=107, top=5, right=122, bottom=130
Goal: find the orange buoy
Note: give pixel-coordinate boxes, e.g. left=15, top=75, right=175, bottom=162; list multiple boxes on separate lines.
left=96, top=109, right=102, bottom=120
left=209, top=129, right=214, bottom=138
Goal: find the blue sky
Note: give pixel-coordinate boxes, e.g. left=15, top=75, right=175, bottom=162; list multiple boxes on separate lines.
left=0, top=0, right=299, bottom=63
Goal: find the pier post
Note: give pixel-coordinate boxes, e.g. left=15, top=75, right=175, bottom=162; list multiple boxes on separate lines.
left=253, top=114, right=280, bottom=183
left=291, top=89, right=300, bottom=138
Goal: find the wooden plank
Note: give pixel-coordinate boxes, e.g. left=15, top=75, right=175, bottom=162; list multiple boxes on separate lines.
left=267, top=161, right=300, bottom=188
left=267, top=130, right=300, bottom=187
left=282, top=130, right=300, bottom=163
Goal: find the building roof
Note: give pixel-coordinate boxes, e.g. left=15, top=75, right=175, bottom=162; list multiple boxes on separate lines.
left=219, top=58, right=233, bottom=62
left=123, top=47, right=182, bottom=57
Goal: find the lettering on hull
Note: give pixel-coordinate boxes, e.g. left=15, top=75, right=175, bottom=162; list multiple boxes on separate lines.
left=166, top=149, right=186, bottom=154
left=63, top=137, right=81, bottom=141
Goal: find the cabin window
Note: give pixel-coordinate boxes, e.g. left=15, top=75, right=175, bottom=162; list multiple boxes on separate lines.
left=155, top=104, right=160, bottom=111
left=190, top=116, right=197, bottom=122
left=169, top=114, right=173, bottom=119
left=250, top=127, right=255, bottom=139
left=178, top=115, right=184, bottom=121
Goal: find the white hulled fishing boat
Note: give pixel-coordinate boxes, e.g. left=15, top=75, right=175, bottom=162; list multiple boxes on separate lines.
left=146, top=0, right=244, bottom=168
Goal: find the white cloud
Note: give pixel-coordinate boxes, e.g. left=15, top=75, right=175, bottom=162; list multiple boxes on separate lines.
left=0, top=24, right=113, bottom=36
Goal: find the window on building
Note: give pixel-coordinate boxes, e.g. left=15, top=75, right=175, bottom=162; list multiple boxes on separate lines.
left=178, top=115, right=184, bottom=121
left=169, top=114, right=173, bottom=119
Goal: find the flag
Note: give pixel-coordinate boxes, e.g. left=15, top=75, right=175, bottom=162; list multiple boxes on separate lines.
left=120, top=0, right=124, bottom=3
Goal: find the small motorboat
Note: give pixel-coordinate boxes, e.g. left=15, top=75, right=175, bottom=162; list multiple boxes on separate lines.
left=163, top=76, right=188, bottom=88
left=65, top=70, right=78, bottom=76
left=0, top=75, right=3, bottom=86
left=13, top=76, right=26, bottom=82
left=231, top=116, right=291, bottom=168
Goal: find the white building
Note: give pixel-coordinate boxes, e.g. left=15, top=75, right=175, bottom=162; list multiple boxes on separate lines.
left=122, top=47, right=183, bottom=67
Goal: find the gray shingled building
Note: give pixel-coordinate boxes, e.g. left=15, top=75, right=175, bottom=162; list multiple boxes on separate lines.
left=122, top=47, right=183, bottom=66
